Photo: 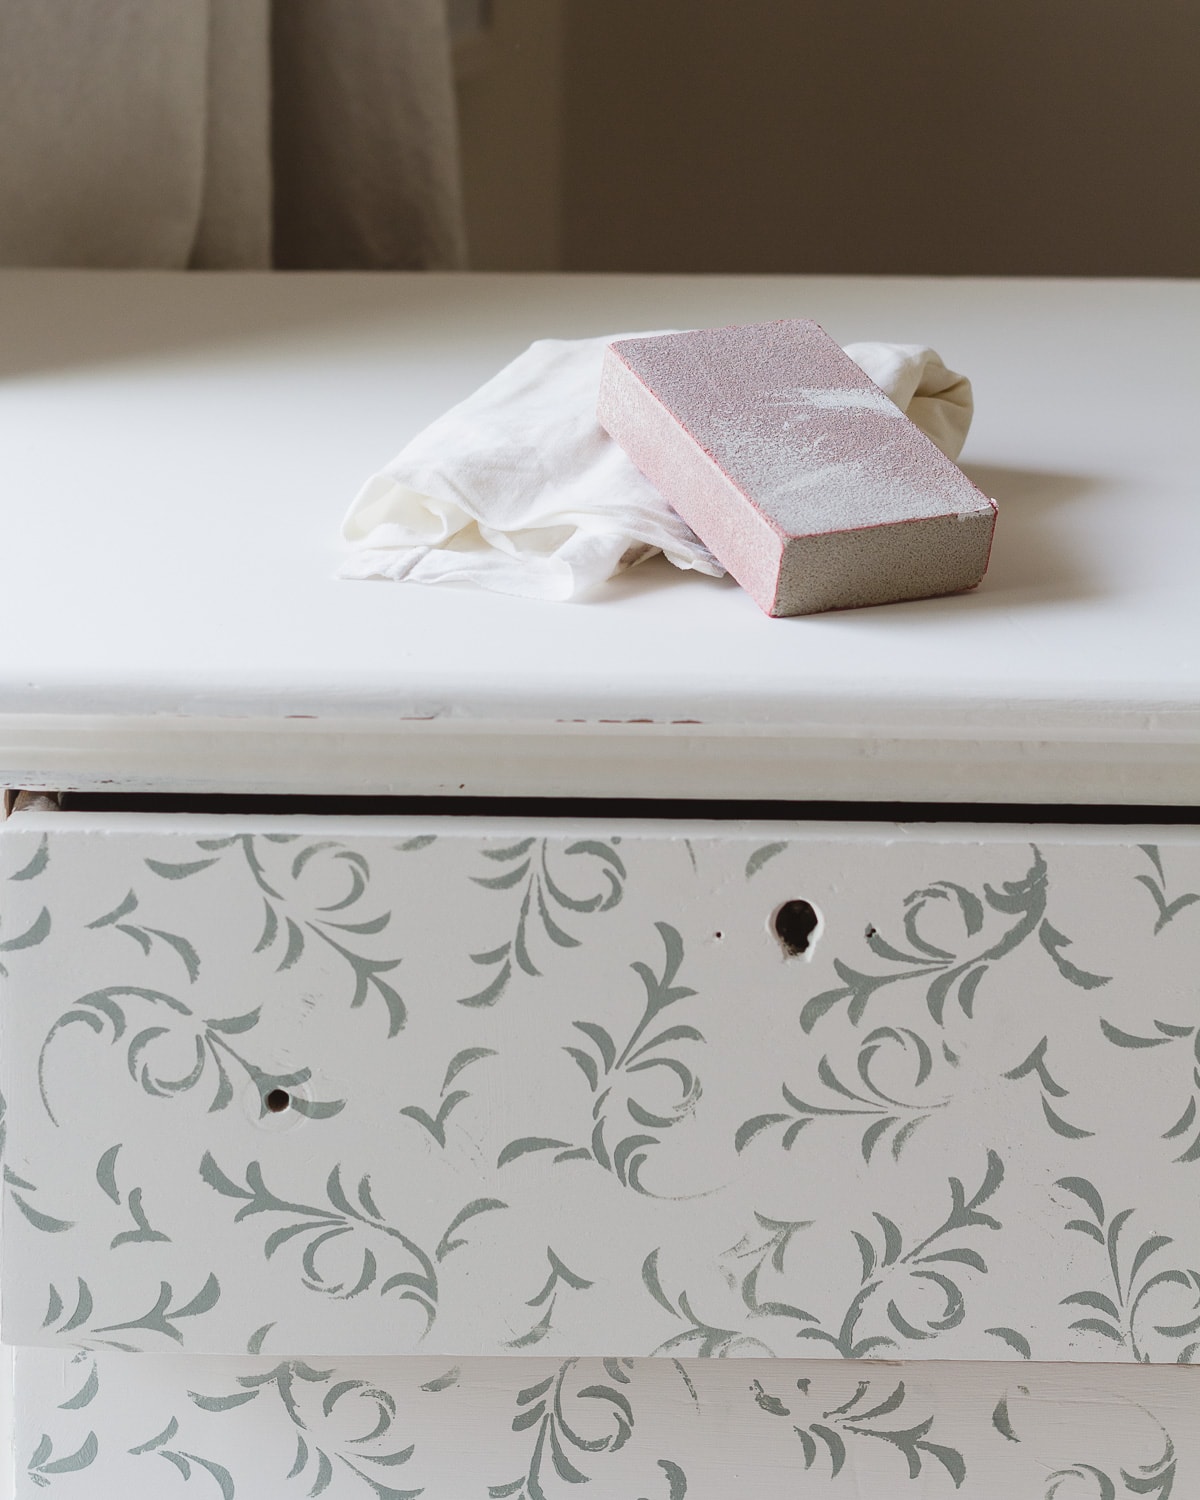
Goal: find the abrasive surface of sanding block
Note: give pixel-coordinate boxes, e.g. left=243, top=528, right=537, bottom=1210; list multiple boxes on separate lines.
left=597, top=320, right=997, bottom=617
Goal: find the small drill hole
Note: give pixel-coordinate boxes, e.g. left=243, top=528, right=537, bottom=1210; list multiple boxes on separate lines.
left=265, top=1088, right=291, bottom=1113
left=773, top=899, right=820, bottom=958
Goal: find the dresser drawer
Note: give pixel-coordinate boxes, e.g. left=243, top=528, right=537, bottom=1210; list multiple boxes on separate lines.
left=3, top=809, right=1200, bottom=1364
left=8, top=1348, right=1200, bottom=1498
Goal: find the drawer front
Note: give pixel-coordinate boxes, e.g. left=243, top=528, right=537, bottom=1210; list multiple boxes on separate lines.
left=9, top=1351, right=1200, bottom=1498
left=3, top=813, right=1200, bottom=1362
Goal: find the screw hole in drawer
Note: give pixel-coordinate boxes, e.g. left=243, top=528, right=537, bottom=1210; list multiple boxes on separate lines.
left=264, top=1088, right=291, bottom=1114
left=772, top=899, right=821, bottom=958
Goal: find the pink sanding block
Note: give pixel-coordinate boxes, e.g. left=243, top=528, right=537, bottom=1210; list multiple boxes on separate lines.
left=597, top=319, right=997, bottom=617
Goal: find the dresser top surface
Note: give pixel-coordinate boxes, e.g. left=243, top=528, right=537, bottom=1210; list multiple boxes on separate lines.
left=1, top=270, right=1197, bottom=799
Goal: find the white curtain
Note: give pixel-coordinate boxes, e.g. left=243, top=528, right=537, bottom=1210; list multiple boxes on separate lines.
left=0, top=0, right=467, bottom=269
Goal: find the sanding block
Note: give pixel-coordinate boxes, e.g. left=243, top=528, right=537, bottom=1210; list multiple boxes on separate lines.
left=597, top=319, right=996, bottom=616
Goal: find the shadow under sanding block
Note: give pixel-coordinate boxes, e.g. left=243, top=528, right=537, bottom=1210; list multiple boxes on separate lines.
left=597, top=319, right=997, bottom=617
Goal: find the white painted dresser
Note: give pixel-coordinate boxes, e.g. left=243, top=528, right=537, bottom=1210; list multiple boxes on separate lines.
left=1, top=270, right=1198, bottom=1497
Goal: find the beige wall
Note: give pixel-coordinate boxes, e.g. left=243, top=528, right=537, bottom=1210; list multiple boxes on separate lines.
left=460, top=0, right=1198, bottom=276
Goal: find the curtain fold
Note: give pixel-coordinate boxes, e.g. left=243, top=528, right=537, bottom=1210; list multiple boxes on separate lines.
left=0, top=0, right=209, bottom=268
left=190, top=0, right=272, bottom=270
left=272, top=0, right=467, bottom=270
left=0, top=0, right=466, bottom=269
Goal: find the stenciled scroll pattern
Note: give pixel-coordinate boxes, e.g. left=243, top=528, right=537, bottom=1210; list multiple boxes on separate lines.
left=14, top=1348, right=1198, bottom=1497
left=4, top=825, right=1200, bottom=1491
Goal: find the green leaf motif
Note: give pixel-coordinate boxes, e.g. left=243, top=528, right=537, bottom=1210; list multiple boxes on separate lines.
left=784, top=1377, right=965, bottom=1488
left=246, top=1323, right=274, bottom=1354
left=110, top=1186, right=171, bottom=1249
left=1118, top=1431, right=1178, bottom=1499
left=992, top=1395, right=1020, bottom=1442
left=528, top=1248, right=595, bottom=1306
left=306, top=921, right=406, bottom=1036
left=740, top=1025, right=946, bottom=1165
left=505, top=1248, right=595, bottom=1347
left=643, top=1247, right=776, bottom=1358
left=160, top=834, right=407, bottom=1033
left=783, top=1153, right=1004, bottom=1359
left=128, top=1417, right=180, bottom=1454
left=499, top=923, right=704, bottom=1198
left=1045, top=1465, right=1118, bottom=1500
left=10, top=834, right=49, bottom=880
left=1136, top=844, right=1200, bottom=934
left=443, top=1046, right=496, bottom=1090
left=399, top=1046, right=497, bottom=1146
left=201, top=1155, right=503, bottom=1337
left=658, top=1458, right=689, bottom=1499
left=1100, top=1016, right=1200, bottom=1164
left=745, top=843, right=786, bottom=879
left=1038, top=921, right=1111, bottom=991
left=400, top=1094, right=467, bottom=1149
left=808, top=1425, right=846, bottom=1478
left=94, top=1143, right=172, bottom=1248
left=750, top=1379, right=790, bottom=1417
left=0, top=906, right=51, bottom=966
left=87, top=890, right=200, bottom=982
left=986, top=1326, right=1032, bottom=1359
left=436, top=1198, right=507, bottom=1262
left=489, top=1360, right=680, bottom=1499
left=187, top=1358, right=424, bottom=1496
left=96, top=1145, right=122, bottom=1204
left=129, top=1418, right=237, bottom=1500
left=58, top=1363, right=99, bottom=1411
left=90, top=1273, right=221, bottom=1346
left=5, top=1170, right=75, bottom=1233
left=1056, top=1177, right=1200, bottom=1362
left=180, top=1454, right=236, bottom=1499
left=1002, top=1036, right=1093, bottom=1138
left=190, top=1390, right=260, bottom=1413
left=38, top=985, right=344, bottom=1124
left=800, top=848, right=1108, bottom=1033
left=1100, top=1019, right=1176, bottom=1050
left=145, top=856, right=221, bottom=880
left=42, top=1279, right=88, bottom=1334
left=28, top=1430, right=99, bottom=1480
left=459, top=837, right=626, bottom=1005
left=498, top=1137, right=573, bottom=1167
left=722, top=1212, right=816, bottom=1336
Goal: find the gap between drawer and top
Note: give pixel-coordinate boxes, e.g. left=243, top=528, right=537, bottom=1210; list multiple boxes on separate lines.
left=5, top=788, right=1200, bottom=838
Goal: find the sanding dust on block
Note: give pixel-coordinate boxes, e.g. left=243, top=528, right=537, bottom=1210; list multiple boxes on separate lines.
left=597, top=319, right=997, bottom=617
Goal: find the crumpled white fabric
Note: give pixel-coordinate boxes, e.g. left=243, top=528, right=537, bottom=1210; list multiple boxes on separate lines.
left=339, top=333, right=973, bottom=602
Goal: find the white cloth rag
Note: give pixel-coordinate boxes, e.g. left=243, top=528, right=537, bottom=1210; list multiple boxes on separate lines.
left=339, top=334, right=973, bottom=602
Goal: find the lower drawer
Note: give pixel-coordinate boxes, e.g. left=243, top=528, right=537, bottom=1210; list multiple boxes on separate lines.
left=3, top=810, right=1200, bottom=1363
left=7, top=1350, right=1199, bottom=1498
